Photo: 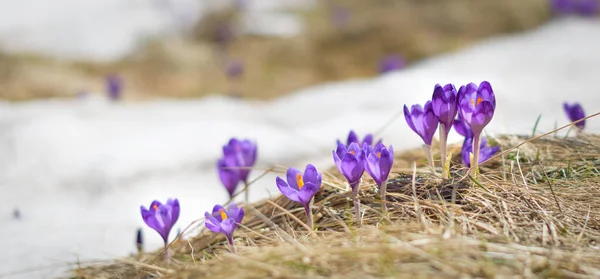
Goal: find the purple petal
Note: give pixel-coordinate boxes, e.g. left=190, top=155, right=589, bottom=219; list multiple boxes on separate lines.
left=220, top=218, right=238, bottom=239
left=226, top=203, right=245, bottom=224
left=362, top=134, right=374, bottom=146
left=341, top=153, right=364, bottom=184
left=303, top=164, right=321, bottom=187
left=364, top=152, right=383, bottom=185
left=211, top=204, right=226, bottom=222
left=431, top=83, right=458, bottom=128
left=347, top=130, right=359, bottom=145
left=297, top=182, right=319, bottom=205
left=285, top=167, right=303, bottom=190
left=217, top=158, right=240, bottom=197
left=167, top=199, right=180, bottom=227
left=205, top=212, right=222, bottom=233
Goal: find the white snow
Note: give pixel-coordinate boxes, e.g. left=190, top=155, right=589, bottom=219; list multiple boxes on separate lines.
left=1, top=18, right=600, bottom=278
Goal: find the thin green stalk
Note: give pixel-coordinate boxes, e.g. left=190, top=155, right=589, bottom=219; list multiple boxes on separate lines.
left=422, top=144, right=436, bottom=176
left=351, top=181, right=361, bottom=226
left=226, top=235, right=236, bottom=254
left=304, top=204, right=314, bottom=231
left=243, top=180, right=249, bottom=203
left=531, top=114, right=542, bottom=138
left=439, top=124, right=449, bottom=179
left=380, top=178, right=389, bottom=215
left=471, top=134, right=481, bottom=177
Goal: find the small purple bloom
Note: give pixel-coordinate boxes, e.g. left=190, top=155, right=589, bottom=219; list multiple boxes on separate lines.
left=222, top=138, right=257, bottom=183
left=551, top=0, right=575, bottom=14
left=332, top=142, right=365, bottom=187
left=462, top=137, right=500, bottom=167
left=276, top=164, right=322, bottom=206
left=226, top=59, right=244, bottom=79
left=431, top=83, right=458, bottom=132
left=363, top=143, right=394, bottom=186
left=563, top=102, right=586, bottom=129
left=106, top=74, right=123, bottom=101
left=339, top=130, right=380, bottom=147
left=576, top=0, right=599, bottom=16
left=217, top=156, right=242, bottom=198
left=140, top=198, right=180, bottom=245
left=457, top=81, right=496, bottom=136
left=404, top=101, right=439, bottom=145
left=453, top=113, right=474, bottom=138
left=379, top=55, right=405, bottom=74
left=205, top=203, right=244, bottom=240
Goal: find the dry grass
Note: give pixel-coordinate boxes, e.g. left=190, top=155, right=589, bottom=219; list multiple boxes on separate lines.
left=73, top=133, right=600, bottom=279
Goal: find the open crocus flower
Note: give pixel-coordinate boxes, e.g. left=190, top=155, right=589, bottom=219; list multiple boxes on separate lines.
left=140, top=198, right=180, bottom=260
left=205, top=203, right=245, bottom=253
left=563, top=102, right=586, bottom=131
left=332, top=142, right=365, bottom=225
left=461, top=137, right=500, bottom=167
left=363, top=142, right=394, bottom=213
left=276, top=164, right=322, bottom=230
left=432, top=83, right=458, bottom=178
left=404, top=101, right=439, bottom=174
left=221, top=138, right=258, bottom=202
left=458, top=81, right=496, bottom=176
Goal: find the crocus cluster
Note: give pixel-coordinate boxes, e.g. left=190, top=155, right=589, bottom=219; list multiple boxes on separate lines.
left=217, top=138, right=258, bottom=202
left=551, top=0, right=599, bottom=17
left=404, top=81, right=497, bottom=177
left=332, top=131, right=394, bottom=222
left=276, top=164, right=322, bottom=230
left=140, top=198, right=180, bottom=261
left=205, top=203, right=245, bottom=253
left=563, top=102, right=586, bottom=133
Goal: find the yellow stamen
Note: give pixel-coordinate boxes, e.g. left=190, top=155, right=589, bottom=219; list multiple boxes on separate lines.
left=220, top=209, right=228, bottom=220
left=377, top=152, right=381, bottom=158
left=349, top=150, right=355, bottom=155
left=296, top=173, right=305, bottom=190
left=470, top=97, right=483, bottom=106
left=152, top=204, right=159, bottom=211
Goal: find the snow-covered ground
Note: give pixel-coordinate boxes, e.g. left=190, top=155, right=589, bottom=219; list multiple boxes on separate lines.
left=1, top=18, right=599, bottom=278
left=0, top=0, right=312, bottom=61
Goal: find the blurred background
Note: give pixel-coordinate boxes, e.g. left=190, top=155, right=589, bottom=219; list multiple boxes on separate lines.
left=0, top=0, right=599, bottom=278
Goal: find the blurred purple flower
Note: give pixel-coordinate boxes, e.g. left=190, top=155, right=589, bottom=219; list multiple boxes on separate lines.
left=563, top=102, right=586, bottom=129
left=222, top=138, right=257, bottom=184
left=106, top=75, right=123, bottom=101
left=205, top=203, right=244, bottom=253
left=457, top=81, right=496, bottom=137
left=577, top=0, right=599, bottom=16
left=338, top=130, right=380, bottom=147
left=404, top=101, right=439, bottom=145
left=217, top=156, right=242, bottom=198
left=226, top=59, right=244, bottom=79
left=551, top=0, right=575, bottom=14
left=461, top=137, right=500, bottom=167
left=140, top=198, right=180, bottom=247
left=332, top=142, right=365, bottom=188
left=276, top=164, right=322, bottom=229
left=379, top=55, right=405, bottom=74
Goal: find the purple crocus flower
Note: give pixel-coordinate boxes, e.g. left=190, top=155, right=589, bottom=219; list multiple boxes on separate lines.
left=576, top=0, right=599, bottom=16
left=457, top=81, right=496, bottom=175
left=217, top=156, right=242, bottom=198
left=333, top=142, right=365, bottom=187
left=363, top=142, right=394, bottom=213
left=106, top=74, right=123, bottom=101
left=404, top=101, right=439, bottom=146
left=432, top=83, right=458, bottom=178
left=140, top=198, right=180, bottom=258
left=205, top=203, right=244, bottom=253
left=221, top=138, right=257, bottom=202
left=461, top=137, right=500, bottom=167
left=379, top=55, right=405, bottom=74
left=551, top=0, right=575, bottom=14
left=457, top=82, right=496, bottom=136
left=276, top=164, right=322, bottom=229
left=563, top=102, right=586, bottom=130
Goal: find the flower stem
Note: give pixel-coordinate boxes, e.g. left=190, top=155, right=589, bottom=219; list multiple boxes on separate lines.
left=422, top=144, right=436, bottom=176
left=380, top=179, right=388, bottom=215
left=227, top=234, right=237, bottom=254
left=471, top=134, right=481, bottom=177
left=439, top=124, right=449, bottom=179
left=304, top=204, right=314, bottom=231
left=351, top=181, right=361, bottom=226
left=243, top=180, right=249, bottom=203
left=163, top=241, right=169, bottom=263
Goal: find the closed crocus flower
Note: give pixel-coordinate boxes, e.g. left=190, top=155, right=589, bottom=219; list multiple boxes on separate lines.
left=404, top=101, right=438, bottom=175
left=461, top=137, right=500, bottom=167
left=140, top=198, right=180, bottom=260
left=432, top=83, right=458, bottom=178
left=363, top=142, right=394, bottom=213
left=217, top=156, right=241, bottom=198
left=563, top=102, right=586, bottom=130
left=276, top=164, right=322, bottom=230
left=205, top=203, right=244, bottom=253
left=222, top=138, right=257, bottom=202
left=457, top=81, right=496, bottom=175
left=333, top=142, right=366, bottom=225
